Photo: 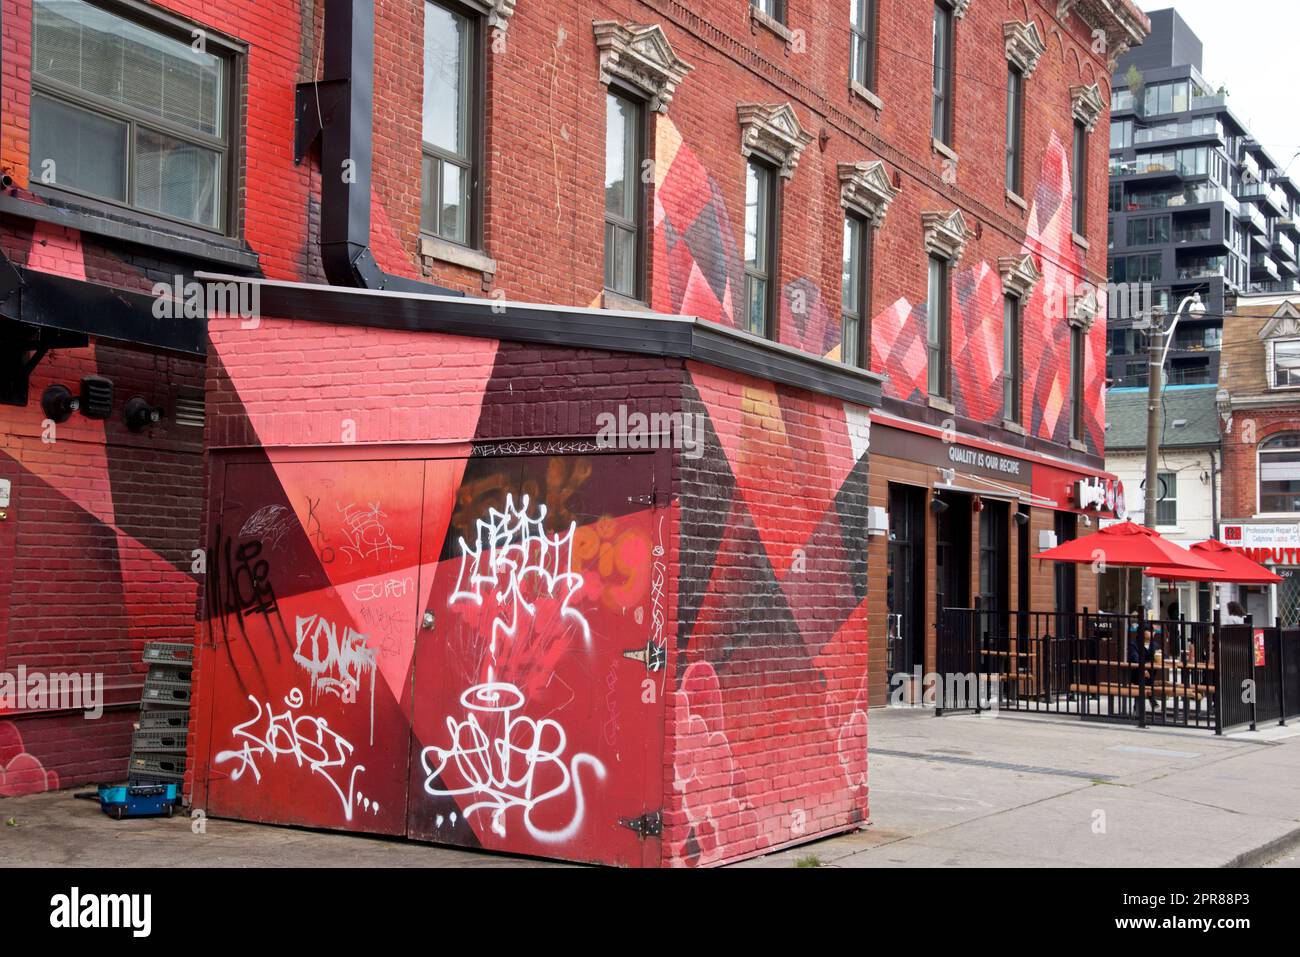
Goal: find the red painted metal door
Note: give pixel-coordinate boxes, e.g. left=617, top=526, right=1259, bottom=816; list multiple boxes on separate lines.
left=406, top=453, right=666, bottom=866
left=203, top=456, right=426, bottom=834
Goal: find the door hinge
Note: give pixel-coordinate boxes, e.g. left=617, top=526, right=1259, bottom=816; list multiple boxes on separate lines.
left=618, top=810, right=662, bottom=838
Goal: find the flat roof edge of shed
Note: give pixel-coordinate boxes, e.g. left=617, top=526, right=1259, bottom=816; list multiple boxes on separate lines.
left=196, top=272, right=886, bottom=409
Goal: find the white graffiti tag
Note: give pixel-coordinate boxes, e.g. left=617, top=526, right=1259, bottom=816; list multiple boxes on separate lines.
left=336, top=501, right=404, bottom=563
left=450, top=494, right=589, bottom=684
left=214, top=688, right=378, bottom=821
left=421, top=682, right=606, bottom=843
left=292, top=614, right=377, bottom=741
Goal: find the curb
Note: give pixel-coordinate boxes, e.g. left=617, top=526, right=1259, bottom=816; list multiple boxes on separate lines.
left=1223, top=825, right=1300, bottom=868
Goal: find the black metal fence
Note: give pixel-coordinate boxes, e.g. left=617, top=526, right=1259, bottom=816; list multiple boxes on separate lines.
left=1219, top=623, right=1300, bottom=731
left=937, top=608, right=1220, bottom=731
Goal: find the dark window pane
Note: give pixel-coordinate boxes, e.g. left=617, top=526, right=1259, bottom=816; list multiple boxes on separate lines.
left=30, top=94, right=127, bottom=201
left=746, top=276, right=768, bottom=335
left=134, top=126, right=221, bottom=228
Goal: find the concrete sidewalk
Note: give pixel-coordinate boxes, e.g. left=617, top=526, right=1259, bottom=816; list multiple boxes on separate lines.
left=2, top=708, right=1296, bottom=868
left=741, top=708, right=1300, bottom=868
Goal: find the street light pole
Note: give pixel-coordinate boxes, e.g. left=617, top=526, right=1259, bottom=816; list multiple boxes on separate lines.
left=1141, top=292, right=1205, bottom=616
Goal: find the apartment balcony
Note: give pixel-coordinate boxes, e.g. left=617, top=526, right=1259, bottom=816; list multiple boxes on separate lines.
left=1240, top=180, right=1289, bottom=218
left=1251, top=252, right=1281, bottom=282
left=1190, top=93, right=1228, bottom=111
left=1240, top=154, right=1263, bottom=185
left=1122, top=182, right=1237, bottom=213
left=1133, top=118, right=1225, bottom=148
left=1274, top=232, right=1298, bottom=263
left=1236, top=202, right=1268, bottom=235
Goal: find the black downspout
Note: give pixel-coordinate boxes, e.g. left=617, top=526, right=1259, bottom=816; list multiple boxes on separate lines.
left=295, top=0, right=462, bottom=296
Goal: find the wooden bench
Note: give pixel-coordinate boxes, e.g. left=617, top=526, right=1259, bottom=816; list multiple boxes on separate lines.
left=1067, top=682, right=1205, bottom=702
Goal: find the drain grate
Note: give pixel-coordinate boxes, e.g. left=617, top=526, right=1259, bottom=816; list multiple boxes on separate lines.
left=872, top=748, right=1116, bottom=781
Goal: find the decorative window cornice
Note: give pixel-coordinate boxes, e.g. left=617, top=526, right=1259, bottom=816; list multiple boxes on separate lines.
left=1069, top=286, right=1099, bottom=329
left=1071, top=83, right=1106, bottom=132
left=593, top=21, right=693, bottom=113
left=487, top=0, right=517, bottom=33
left=998, top=254, right=1041, bottom=300
left=1259, top=302, right=1300, bottom=340
left=1003, top=20, right=1046, bottom=78
left=737, top=102, right=814, bottom=179
left=922, top=209, right=969, bottom=263
left=838, top=161, right=901, bottom=228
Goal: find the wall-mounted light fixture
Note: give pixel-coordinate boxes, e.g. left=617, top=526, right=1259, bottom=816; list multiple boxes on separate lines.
left=1013, top=511, right=1030, bottom=527
left=930, top=496, right=948, bottom=515
left=40, top=384, right=79, bottom=423
left=124, top=395, right=164, bottom=433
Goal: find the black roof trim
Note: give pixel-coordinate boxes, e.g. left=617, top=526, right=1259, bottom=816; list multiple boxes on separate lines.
left=196, top=273, right=885, bottom=408
left=1, top=254, right=204, bottom=356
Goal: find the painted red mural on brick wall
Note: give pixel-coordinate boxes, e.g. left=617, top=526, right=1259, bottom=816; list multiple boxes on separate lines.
left=195, top=305, right=872, bottom=867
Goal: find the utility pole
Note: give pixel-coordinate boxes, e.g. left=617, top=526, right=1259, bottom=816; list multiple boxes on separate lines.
left=1140, top=293, right=1204, bottom=619
left=1142, top=308, right=1166, bottom=618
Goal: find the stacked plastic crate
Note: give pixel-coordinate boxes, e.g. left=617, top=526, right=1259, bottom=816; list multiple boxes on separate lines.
left=128, top=642, right=192, bottom=787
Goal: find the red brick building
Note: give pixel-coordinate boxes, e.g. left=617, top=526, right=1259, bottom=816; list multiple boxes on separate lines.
left=1218, top=293, right=1300, bottom=628
left=0, top=0, right=1142, bottom=863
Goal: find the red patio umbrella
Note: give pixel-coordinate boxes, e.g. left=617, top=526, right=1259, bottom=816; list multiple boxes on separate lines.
left=1032, top=521, right=1220, bottom=617
left=1031, top=521, right=1220, bottom=571
left=1142, top=539, right=1283, bottom=585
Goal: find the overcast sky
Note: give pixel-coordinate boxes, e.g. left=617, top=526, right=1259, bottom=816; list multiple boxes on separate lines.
left=1136, top=1, right=1300, bottom=170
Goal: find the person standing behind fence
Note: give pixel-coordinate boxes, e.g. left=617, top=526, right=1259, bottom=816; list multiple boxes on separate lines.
left=1223, top=601, right=1247, bottom=625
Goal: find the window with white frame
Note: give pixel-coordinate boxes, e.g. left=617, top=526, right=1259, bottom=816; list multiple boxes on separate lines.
left=1155, top=470, right=1178, bottom=526
left=30, top=0, right=233, bottom=232
left=1259, top=433, right=1300, bottom=514
left=1273, top=339, right=1300, bottom=387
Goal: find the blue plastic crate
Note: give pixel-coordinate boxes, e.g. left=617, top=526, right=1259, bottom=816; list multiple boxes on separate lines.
left=97, top=782, right=179, bottom=819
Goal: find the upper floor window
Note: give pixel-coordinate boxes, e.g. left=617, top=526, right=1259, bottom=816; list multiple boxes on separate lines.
left=1155, top=470, right=1178, bottom=526
left=1002, top=294, right=1021, bottom=422
left=753, top=0, right=786, bottom=25
left=744, top=159, right=778, bottom=338
left=850, top=0, right=877, bottom=94
left=841, top=213, right=871, bottom=368
left=604, top=90, right=645, bottom=301
left=1072, top=121, right=1088, bottom=236
left=1272, top=339, right=1300, bottom=388
left=1259, top=433, right=1300, bottom=514
left=30, top=0, right=233, bottom=232
left=932, top=2, right=955, bottom=145
left=423, top=0, right=480, bottom=246
left=1005, top=66, right=1023, bottom=194
left=1069, top=324, right=1085, bottom=441
left=927, top=255, right=950, bottom=398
